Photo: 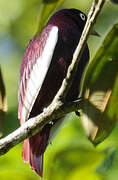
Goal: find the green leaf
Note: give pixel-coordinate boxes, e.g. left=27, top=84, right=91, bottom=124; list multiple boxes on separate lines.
left=38, top=0, right=65, bottom=34
left=81, top=23, right=118, bottom=145
left=0, top=66, right=7, bottom=137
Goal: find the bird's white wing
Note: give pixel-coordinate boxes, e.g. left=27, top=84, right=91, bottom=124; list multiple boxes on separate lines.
left=18, top=26, right=58, bottom=124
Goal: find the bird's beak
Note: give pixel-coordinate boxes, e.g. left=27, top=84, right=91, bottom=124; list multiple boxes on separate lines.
left=91, top=29, right=100, bottom=37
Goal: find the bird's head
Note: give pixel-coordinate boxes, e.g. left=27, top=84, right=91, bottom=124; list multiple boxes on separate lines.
left=49, top=9, right=87, bottom=32
left=62, top=9, right=100, bottom=36
left=49, top=8, right=99, bottom=36
left=61, top=9, right=87, bottom=31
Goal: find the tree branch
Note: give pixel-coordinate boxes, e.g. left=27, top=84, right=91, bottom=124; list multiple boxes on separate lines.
left=0, top=0, right=106, bottom=156
left=0, top=99, right=81, bottom=155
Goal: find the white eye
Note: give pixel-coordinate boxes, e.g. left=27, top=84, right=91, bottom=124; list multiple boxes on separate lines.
left=80, top=13, right=86, bottom=21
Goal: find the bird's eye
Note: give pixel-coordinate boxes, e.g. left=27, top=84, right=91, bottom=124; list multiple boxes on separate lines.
left=80, top=13, right=86, bottom=21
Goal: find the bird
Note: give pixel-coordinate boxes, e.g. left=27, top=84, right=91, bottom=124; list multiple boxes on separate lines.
left=18, top=8, right=98, bottom=177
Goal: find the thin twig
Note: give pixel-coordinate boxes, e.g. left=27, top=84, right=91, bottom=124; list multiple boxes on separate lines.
left=0, top=0, right=105, bottom=156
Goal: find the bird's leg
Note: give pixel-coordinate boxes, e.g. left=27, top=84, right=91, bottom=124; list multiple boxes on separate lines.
left=74, top=97, right=82, bottom=117
left=75, top=110, right=80, bottom=117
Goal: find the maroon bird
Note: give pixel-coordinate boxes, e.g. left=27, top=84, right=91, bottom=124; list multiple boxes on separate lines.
left=18, top=8, right=95, bottom=177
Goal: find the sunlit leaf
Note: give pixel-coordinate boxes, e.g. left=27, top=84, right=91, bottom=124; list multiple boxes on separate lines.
left=38, top=0, right=65, bottom=34
left=0, top=66, right=7, bottom=137
left=81, top=23, right=118, bottom=145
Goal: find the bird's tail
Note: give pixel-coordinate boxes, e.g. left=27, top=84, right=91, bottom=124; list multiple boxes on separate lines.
left=22, top=129, right=50, bottom=177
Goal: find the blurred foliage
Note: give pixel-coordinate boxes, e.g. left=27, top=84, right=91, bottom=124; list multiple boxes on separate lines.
left=38, top=0, right=65, bottom=35
left=1, top=0, right=118, bottom=180
left=47, top=146, right=105, bottom=180
left=0, top=67, right=7, bottom=137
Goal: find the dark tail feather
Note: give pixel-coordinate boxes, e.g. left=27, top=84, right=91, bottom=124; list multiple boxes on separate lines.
left=22, top=125, right=51, bottom=177
left=29, top=126, right=51, bottom=176
left=22, top=138, right=44, bottom=177
left=30, top=152, right=43, bottom=177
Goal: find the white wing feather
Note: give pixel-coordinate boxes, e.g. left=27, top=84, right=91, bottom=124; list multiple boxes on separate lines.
left=21, top=26, right=58, bottom=122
